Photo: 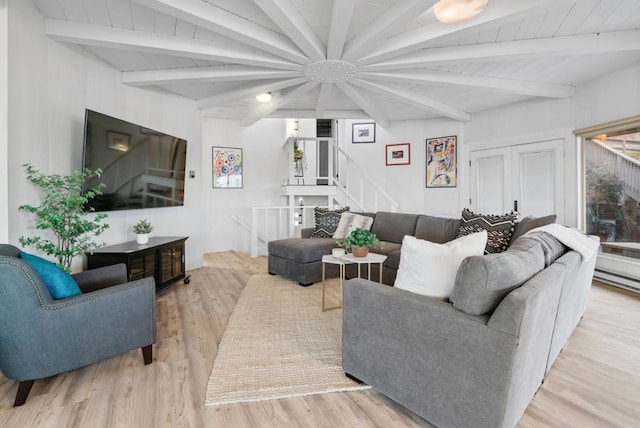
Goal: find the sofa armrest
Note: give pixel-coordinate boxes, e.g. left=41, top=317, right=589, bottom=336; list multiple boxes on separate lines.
left=72, top=263, right=128, bottom=293
left=301, top=227, right=314, bottom=238
left=342, top=278, right=518, bottom=428
left=1, top=276, right=156, bottom=381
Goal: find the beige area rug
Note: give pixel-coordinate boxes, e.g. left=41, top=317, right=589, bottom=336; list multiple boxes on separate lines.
left=205, top=274, right=370, bottom=406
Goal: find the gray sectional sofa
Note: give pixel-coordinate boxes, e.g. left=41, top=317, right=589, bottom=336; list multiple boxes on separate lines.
left=268, top=211, right=547, bottom=286
left=268, top=210, right=598, bottom=427
left=342, top=232, right=598, bottom=428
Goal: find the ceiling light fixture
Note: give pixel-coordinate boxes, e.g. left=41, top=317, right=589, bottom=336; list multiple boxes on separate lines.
left=256, top=92, right=272, bottom=103
left=433, top=0, right=488, bottom=24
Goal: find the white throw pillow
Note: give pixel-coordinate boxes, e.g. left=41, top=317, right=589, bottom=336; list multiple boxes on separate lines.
left=394, top=231, right=488, bottom=300
left=332, top=213, right=374, bottom=240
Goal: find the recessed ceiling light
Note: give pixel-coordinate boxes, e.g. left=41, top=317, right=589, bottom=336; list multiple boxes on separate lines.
left=256, top=92, right=272, bottom=103
left=434, top=0, right=488, bottom=24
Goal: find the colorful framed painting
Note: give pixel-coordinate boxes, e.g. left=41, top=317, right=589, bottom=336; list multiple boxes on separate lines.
left=352, top=122, right=376, bottom=143
left=212, top=146, right=243, bottom=188
left=426, top=135, right=457, bottom=188
left=385, top=143, right=411, bottom=166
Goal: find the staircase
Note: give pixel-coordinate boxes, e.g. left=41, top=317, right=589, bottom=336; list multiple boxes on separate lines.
left=586, top=138, right=640, bottom=202
left=236, top=137, right=399, bottom=257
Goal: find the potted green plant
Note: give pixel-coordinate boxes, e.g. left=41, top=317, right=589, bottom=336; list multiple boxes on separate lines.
left=338, top=228, right=384, bottom=257
left=133, top=219, right=153, bottom=244
left=586, top=166, right=623, bottom=241
left=19, top=163, right=109, bottom=272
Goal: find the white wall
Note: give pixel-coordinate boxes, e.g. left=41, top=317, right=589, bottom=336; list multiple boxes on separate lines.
left=7, top=0, right=203, bottom=270
left=201, top=118, right=287, bottom=253
left=0, top=0, right=8, bottom=242
left=572, top=63, right=640, bottom=128
left=337, top=118, right=463, bottom=217
left=464, top=62, right=640, bottom=227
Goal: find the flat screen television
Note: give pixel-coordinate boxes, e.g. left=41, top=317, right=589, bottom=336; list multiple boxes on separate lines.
left=82, top=109, right=187, bottom=212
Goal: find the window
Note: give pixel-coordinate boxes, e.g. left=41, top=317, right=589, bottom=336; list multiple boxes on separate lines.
left=576, top=116, right=640, bottom=290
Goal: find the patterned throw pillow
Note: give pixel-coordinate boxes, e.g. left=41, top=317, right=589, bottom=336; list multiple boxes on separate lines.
left=457, top=208, right=517, bottom=254
left=310, top=207, right=350, bottom=238
left=332, top=213, right=374, bottom=240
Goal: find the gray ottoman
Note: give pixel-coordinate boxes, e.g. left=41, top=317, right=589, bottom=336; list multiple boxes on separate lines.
left=268, top=237, right=339, bottom=286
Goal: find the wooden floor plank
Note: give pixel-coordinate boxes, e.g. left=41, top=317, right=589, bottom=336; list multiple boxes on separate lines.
left=0, top=253, right=638, bottom=427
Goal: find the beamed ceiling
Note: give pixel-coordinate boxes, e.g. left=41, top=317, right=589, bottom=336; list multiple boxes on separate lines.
left=34, top=0, right=640, bottom=127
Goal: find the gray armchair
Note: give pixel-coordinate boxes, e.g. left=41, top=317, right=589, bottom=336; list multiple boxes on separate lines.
left=0, top=244, right=156, bottom=406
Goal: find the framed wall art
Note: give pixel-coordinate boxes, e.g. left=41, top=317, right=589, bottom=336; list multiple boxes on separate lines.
left=352, top=122, right=376, bottom=143
left=385, top=143, right=411, bottom=166
left=426, top=135, right=457, bottom=188
left=212, top=146, right=243, bottom=188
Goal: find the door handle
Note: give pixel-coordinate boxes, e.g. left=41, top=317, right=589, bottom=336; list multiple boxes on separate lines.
left=513, top=200, right=518, bottom=213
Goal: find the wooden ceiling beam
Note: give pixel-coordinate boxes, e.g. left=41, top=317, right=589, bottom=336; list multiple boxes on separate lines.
left=342, top=0, right=436, bottom=63
left=356, top=0, right=568, bottom=65
left=268, top=109, right=371, bottom=119
left=240, top=81, right=320, bottom=126
left=131, top=0, right=309, bottom=65
left=197, top=77, right=308, bottom=109
left=326, top=0, right=357, bottom=60
left=253, top=0, right=326, bottom=62
left=45, top=19, right=302, bottom=71
left=336, top=82, right=390, bottom=128
left=362, top=30, right=640, bottom=70
left=361, top=71, right=576, bottom=98
left=123, top=66, right=303, bottom=86
left=351, top=78, right=471, bottom=122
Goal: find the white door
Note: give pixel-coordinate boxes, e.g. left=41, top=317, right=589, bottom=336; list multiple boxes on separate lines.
left=470, top=140, right=564, bottom=220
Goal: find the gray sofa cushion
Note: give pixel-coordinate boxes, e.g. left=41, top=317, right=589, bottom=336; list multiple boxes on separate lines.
left=385, top=249, right=401, bottom=270
left=526, top=231, right=567, bottom=266
left=370, top=211, right=418, bottom=244
left=509, top=214, right=557, bottom=244
left=268, top=237, right=336, bottom=263
left=451, top=236, right=545, bottom=315
left=414, top=215, right=461, bottom=243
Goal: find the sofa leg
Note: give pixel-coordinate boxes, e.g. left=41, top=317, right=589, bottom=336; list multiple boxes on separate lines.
left=14, top=380, right=35, bottom=407
left=298, top=282, right=313, bottom=287
left=142, top=345, right=153, bottom=365
left=268, top=272, right=276, bottom=275
left=345, top=372, right=364, bottom=384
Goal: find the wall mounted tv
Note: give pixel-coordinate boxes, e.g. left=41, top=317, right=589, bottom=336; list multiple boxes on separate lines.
left=82, top=109, right=187, bottom=212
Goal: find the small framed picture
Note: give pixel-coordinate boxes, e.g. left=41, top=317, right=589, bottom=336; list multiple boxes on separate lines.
left=106, top=131, right=130, bottom=151
left=385, top=143, right=410, bottom=166
left=426, top=135, right=457, bottom=188
left=212, top=146, right=243, bottom=188
left=352, top=122, right=376, bottom=143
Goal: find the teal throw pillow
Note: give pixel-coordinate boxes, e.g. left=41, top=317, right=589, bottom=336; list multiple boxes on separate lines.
left=19, top=252, right=82, bottom=299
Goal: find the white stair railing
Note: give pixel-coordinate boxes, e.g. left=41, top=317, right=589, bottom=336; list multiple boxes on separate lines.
left=282, top=137, right=399, bottom=212
left=587, top=139, right=640, bottom=202
left=230, top=206, right=322, bottom=257
left=236, top=137, right=401, bottom=257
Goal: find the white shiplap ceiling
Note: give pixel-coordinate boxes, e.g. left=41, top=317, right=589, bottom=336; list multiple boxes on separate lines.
left=34, top=0, right=640, bottom=126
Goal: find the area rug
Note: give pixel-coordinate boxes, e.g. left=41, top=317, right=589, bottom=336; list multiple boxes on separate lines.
left=205, top=274, right=370, bottom=406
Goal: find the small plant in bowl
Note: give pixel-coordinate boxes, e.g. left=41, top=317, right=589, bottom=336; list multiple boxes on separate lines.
left=338, top=228, right=384, bottom=257
left=133, top=219, right=153, bottom=244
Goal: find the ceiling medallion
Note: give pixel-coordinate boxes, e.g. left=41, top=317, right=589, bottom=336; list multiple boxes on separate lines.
left=304, top=60, right=358, bottom=84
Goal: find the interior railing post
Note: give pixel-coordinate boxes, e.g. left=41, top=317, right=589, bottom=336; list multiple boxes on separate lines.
left=251, top=208, right=258, bottom=258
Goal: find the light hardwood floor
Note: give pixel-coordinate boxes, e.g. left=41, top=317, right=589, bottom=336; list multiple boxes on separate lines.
left=0, top=251, right=638, bottom=427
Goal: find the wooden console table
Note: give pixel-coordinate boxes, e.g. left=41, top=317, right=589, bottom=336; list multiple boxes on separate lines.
left=86, top=236, right=190, bottom=293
